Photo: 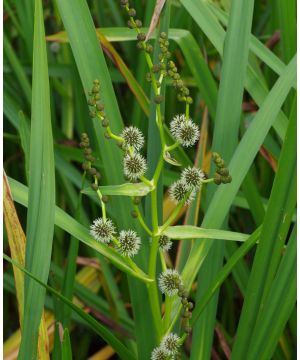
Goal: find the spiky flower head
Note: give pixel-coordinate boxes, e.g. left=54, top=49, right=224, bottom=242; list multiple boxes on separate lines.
left=151, top=347, right=168, bottom=360
left=123, top=153, right=147, bottom=181
left=181, top=167, right=205, bottom=189
left=159, top=235, right=172, bottom=252
left=159, top=269, right=182, bottom=296
left=170, top=114, right=184, bottom=138
left=118, top=230, right=141, bottom=257
left=161, top=333, right=180, bottom=356
left=176, top=119, right=199, bottom=147
left=90, top=218, right=116, bottom=243
left=169, top=180, right=188, bottom=204
left=121, top=126, right=144, bottom=151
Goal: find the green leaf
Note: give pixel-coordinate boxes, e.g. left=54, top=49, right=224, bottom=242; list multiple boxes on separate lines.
left=18, top=1, right=55, bottom=358
left=8, top=176, right=153, bottom=285
left=247, top=228, right=296, bottom=360
left=61, top=327, right=72, bottom=360
left=3, top=254, right=136, bottom=360
left=191, top=227, right=261, bottom=326
left=172, top=55, right=296, bottom=332
left=82, top=182, right=153, bottom=198
left=231, top=95, right=297, bottom=359
left=162, top=226, right=250, bottom=242
left=179, top=0, right=289, bottom=141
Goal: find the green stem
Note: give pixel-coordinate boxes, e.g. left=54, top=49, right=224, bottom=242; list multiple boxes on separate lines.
left=133, top=204, right=153, bottom=236
left=165, top=142, right=180, bottom=152
left=163, top=295, right=173, bottom=333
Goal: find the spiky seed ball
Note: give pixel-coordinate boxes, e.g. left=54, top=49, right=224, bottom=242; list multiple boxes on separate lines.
left=181, top=167, right=205, bottom=189
left=176, top=120, right=199, bottom=147
left=121, top=126, right=144, bottom=150
left=169, top=180, right=188, bottom=204
left=123, top=153, right=147, bottom=181
left=151, top=347, right=168, bottom=360
left=90, top=218, right=116, bottom=243
left=159, top=235, right=172, bottom=252
left=118, top=230, right=141, bottom=257
left=159, top=269, right=182, bottom=296
left=170, top=114, right=185, bottom=138
left=161, top=333, right=180, bottom=356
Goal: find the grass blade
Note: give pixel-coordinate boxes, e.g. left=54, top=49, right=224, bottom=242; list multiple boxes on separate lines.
left=18, top=1, right=55, bottom=358
left=4, top=255, right=136, bottom=360
left=192, top=1, right=254, bottom=358
left=163, top=226, right=250, bottom=242
left=247, top=228, right=296, bottom=360
left=3, top=172, right=50, bottom=359
left=231, top=95, right=297, bottom=359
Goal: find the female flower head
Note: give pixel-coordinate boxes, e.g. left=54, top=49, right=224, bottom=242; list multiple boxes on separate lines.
left=118, top=229, right=141, bottom=257
left=151, top=347, right=168, bottom=360
left=169, top=114, right=199, bottom=147
left=159, top=269, right=183, bottom=296
left=90, top=218, right=115, bottom=243
left=161, top=333, right=180, bottom=356
left=169, top=180, right=188, bottom=204
left=123, top=152, right=147, bottom=181
left=181, top=167, right=205, bottom=189
left=121, top=126, right=144, bottom=150
left=159, top=235, right=172, bottom=252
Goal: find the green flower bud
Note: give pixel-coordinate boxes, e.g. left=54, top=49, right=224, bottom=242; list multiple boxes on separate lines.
left=89, top=167, right=97, bottom=175
left=128, top=8, right=136, bottom=16
left=135, top=19, right=142, bottom=28
left=102, top=195, right=109, bottom=203
left=137, top=32, right=146, bottom=41
left=96, top=102, right=104, bottom=111
left=154, top=95, right=164, bottom=104
left=82, top=162, right=89, bottom=171
left=131, top=210, right=138, bottom=218
left=145, top=44, right=153, bottom=53
left=91, top=183, right=98, bottom=191
left=92, top=85, right=100, bottom=94
left=102, top=119, right=109, bottom=128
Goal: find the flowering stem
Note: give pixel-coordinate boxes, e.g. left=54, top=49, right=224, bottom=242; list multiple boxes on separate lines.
left=185, top=103, right=190, bottom=121
left=158, top=194, right=190, bottom=235
left=139, top=175, right=154, bottom=188
left=163, top=295, right=173, bottom=333
left=147, top=189, right=163, bottom=340
left=133, top=204, right=153, bottom=236
left=165, top=142, right=180, bottom=152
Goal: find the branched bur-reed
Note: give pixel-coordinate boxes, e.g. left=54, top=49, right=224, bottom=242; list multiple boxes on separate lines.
left=81, top=0, right=232, bottom=357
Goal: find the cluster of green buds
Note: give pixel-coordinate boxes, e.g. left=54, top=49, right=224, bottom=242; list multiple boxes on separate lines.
left=212, top=152, right=232, bottom=185
left=88, top=80, right=111, bottom=137
left=80, top=133, right=103, bottom=193
left=179, top=286, right=193, bottom=334
left=167, top=60, right=192, bottom=105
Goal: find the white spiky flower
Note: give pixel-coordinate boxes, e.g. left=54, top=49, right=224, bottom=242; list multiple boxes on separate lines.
left=170, top=114, right=185, bottom=138
left=169, top=180, right=188, bottom=204
left=181, top=167, right=206, bottom=190
left=121, top=126, right=144, bottom=150
left=151, top=347, right=168, bottom=360
left=159, top=235, right=172, bottom=252
left=161, top=333, right=180, bottom=356
left=123, top=153, right=147, bottom=181
left=170, top=114, right=199, bottom=147
left=90, top=218, right=116, bottom=243
left=159, top=269, right=182, bottom=296
left=118, top=230, right=141, bottom=257
left=176, top=119, right=199, bottom=147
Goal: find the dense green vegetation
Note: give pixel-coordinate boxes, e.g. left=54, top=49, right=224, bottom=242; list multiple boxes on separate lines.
left=3, top=0, right=296, bottom=359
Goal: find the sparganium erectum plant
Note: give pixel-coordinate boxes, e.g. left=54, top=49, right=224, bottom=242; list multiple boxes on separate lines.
left=82, top=0, right=232, bottom=356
